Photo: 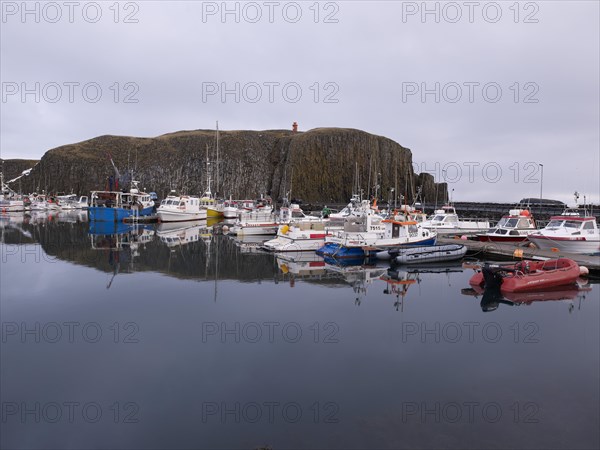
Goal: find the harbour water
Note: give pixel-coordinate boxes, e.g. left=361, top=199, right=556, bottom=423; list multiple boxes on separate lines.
left=1, top=212, right=599, bottom=449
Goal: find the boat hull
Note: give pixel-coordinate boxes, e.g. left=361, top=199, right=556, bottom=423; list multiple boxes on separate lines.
left=89, top=206, right=154, bottom=222
left=391, top=244, right=467, bottom=264
left=477, top=234, right=530, bottom=242
left=206, top=207, right=224, bottom=218
left=232, top=224, right=278, bottom=236
left=469, top=258, right=581, bottom=293
left=157, top=210, right=207, bottom=222
left=527, top=235, right=600, bottom=254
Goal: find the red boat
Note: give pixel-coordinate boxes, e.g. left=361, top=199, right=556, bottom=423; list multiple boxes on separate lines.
left=469, top=258, right=581, bottom=293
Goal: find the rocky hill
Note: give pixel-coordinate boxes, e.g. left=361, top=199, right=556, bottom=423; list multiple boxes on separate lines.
left=4, top=128, right=446, bottom=204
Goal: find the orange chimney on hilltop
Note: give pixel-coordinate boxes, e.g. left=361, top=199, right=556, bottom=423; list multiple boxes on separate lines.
left=292, top=122, right=298, bottom=133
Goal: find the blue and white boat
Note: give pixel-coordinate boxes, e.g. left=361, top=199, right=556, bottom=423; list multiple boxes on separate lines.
left=89, top=181, right=154, bottom=222
left=316, top=202, right=437, bottom=259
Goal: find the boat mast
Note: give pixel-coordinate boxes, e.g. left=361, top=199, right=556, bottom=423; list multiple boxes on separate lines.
left=215, top=121, right=219, bottom=198
left=205, top=144, right=212, bottom=197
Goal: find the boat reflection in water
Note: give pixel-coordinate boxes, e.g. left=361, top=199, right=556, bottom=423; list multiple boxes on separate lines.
left=323, top=257, right=387, bottom=305
left=462, top=282, right=593, bottom=313
left=57, top=209, right=88, bottom=224
left=88, top=222, right=155, bottom=288
left=381, top=263, right=464, bottom=310
left=275, top=251, right=327, bottom=287
left=156, top=221, right=211, bottom=250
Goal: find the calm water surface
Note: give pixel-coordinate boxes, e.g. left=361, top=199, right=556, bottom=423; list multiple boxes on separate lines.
left=1, top=212, right=599, bottom=450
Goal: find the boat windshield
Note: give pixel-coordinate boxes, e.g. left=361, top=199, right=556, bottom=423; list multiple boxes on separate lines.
left=565, top=220, right=582, bottom=229
left=498, top=218, right=518, bottom=228
left=547, top=219, right=563, bottom=228
left=432, top=215, right=445, bottom=222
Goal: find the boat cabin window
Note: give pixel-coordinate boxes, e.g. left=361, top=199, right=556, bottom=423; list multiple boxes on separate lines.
left=497, top=217, right=508, bottom=227
left=564, top=221, right=581, bottom=229
left=292, top=211, right=305, bottom=218
left=505, top=218, right=518, bottom=228
left=583, top=221, right=595, bottom=230
left=180, top=202, right=185, bottom=206
left=392, top=223, right=400, bottom=238
left=547, top=219, right=563, bottom=227
left=497, top=229, right=508, bottom=235
left=432, top=215, right=445, bottom=222
left=509, top=230, right=520, bottom=235
left=446, top=215, right=458, bottom=223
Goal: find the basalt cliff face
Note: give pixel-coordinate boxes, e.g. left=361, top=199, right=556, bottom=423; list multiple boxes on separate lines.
left=7, top=128, right=446, bottom=204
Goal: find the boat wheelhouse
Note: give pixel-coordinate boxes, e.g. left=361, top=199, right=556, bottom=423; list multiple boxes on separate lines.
left=476, top=209, right=536, bottom=242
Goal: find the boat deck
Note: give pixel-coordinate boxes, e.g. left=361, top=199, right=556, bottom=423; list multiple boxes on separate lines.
left=437, top=237, right=600, bottom=274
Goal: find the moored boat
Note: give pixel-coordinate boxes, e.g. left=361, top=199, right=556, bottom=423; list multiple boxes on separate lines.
left=317, top=205, right=436, bottom=259
left=421, top=205, right=490, bottom=235
left=376, top=243, right=467, bottom=264
left=527, top=208, right=599, bottom=254
left=469, top=258, right=582, bottom=293
left=157, top=192, right=207, bottom=222
left=476, top=208, right=537, bottom=242
left=89, top=181, right=154, bottom=222
left=262, top=220, right=336, bottom=252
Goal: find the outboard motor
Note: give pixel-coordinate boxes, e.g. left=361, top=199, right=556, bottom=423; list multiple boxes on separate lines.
left=481, top=263, right=507, bottom=290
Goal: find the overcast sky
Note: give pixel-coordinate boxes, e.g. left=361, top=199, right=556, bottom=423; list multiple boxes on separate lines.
left=1, top=1, right=598, bottom=204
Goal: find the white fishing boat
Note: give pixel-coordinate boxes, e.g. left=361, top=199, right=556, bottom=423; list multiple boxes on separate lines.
left=262, top=220, right=335, bottom=252
left=421, top=205, right=490, bottom=234
left=0, top=172, right=26, bottom=212
left=476, top=208, right=537, bottom=242
left=376, top=243, right=467, bottom=264
left=57, top=194, right=88, bottom=209
left=527, top=208, right=599, bottom=254
left=157, top=192, right=207, bottom=222
left=317, top=201, right=437, bottom=260
left=230, top=203, right=315, bottom=237
left=328, top=194, right=363, bottom=222
left=223, top=197, right=273, bottom=218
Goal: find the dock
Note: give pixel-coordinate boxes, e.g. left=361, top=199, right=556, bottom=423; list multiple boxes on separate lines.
left=438, top=237, right=600, bottom=275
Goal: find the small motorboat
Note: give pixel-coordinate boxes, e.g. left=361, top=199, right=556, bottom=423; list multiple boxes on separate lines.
left=376, top=244, right=467, bottom=264
left=469, top=258, right=582, bottom=293
left=421, top=205, right=490, bottom=235
left=476, top=208, right=537, bottom=242
left=527, top=208, right=600, bottom=254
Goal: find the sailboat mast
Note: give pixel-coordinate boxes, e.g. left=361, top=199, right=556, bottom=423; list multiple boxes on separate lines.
left=205, top=144, right=212, bottom=195
left=215, top=121, right=219, bottom=197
